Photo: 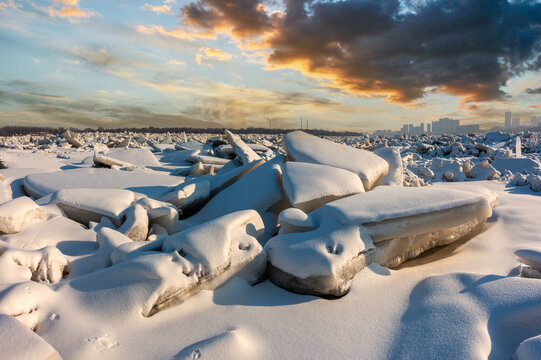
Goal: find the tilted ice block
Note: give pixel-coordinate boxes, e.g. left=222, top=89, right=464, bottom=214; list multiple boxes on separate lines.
left=373, top=147, right=403, bottom=186
left=93, top=153, right=137, bottom=170
left=135, top=196, right=179, bottom=234
left=51, top=188, right=135, bottom=227
left=178, top=157, right=286, bottom=242
left=162, top=210, right=266, bottom=287
left=106, top=211, right=267, bottom=316
left=118, top=204, right=149, bottom=241
left=515, top=248, right=541, bottom=272
left=160, top=130, right=263, bottom=214
left=62, top=129, right=83, bottom=148
left=281, top=161, right=364, bottom=213
left=0, top=311, right=62, bottom=360
left=266, top=185, right=498, bottom=296
left=102, top=148, right=160, bottom=168
left=282, top=131, right=388, bottom=190
left=0, top=196, right=45, bottom=234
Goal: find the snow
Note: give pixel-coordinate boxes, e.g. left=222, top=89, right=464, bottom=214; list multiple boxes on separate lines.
left=265, top=184, right=497, bottom=295
left=283, top=131, right=389, bottom=190
left=514, top=335, right=541, bottom=360
left=0, top=129, right=540, bottom=359
left=373, top=147, right=404, bottom=186
left=0, top=197, right=45, bottom=234
left=515, top=248, right=541, bottom=272
left=50, top=188, right=134, bottom=227
left=281, top=161, right=364, bottom=212
left=24, top=168, right=183, bottom=199
left=0, top=311, right=62, bottom=360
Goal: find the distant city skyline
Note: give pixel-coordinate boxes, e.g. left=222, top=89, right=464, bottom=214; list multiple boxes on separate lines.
left=373, top=110, right=541, bottom=136
left=0, top=1, right=540, bottom=131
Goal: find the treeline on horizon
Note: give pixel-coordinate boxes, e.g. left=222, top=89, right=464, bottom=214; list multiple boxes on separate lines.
left=0, top=126, right=365, bottom=137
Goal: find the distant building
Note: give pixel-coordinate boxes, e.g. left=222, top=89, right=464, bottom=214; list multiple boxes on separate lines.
left=505, top=111, right=512, bottom=128
left=374, top=117, right=479, bottom=136
left=531, top=116, right=540, bottom=126
left=512, top=117, right=520, bottom=127
left=431, top=117, right=460, bottom=134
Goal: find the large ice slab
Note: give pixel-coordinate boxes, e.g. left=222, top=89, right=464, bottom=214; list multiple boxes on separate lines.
left=98, top=211, right=266, bottom=316
left=177, top=157, right=286, bottom=242
left=266, top=185, right=497, bottom=296
left=0, top=197, right=45, bottom=234
left=24, top=168, right=183, bottom=199
left=95, top=148, right=160, bottom=168
left=162, top=210, right=266, bottom=289
left=281, top=161, right=364, bottom=213
left=160, top=130, right=264, bottom=214
left=282, top=131, right=388, bottom=190
left=51, top=188, right=134, bottom=227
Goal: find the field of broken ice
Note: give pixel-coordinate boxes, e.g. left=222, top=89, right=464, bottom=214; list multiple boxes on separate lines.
left=0, top=129, right=541, bottom=359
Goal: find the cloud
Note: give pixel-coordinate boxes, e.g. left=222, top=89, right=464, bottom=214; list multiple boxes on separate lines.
left=28, top=0, right=96, bottom=22
left=179, top=0, right=541, bottom=105
left=141, top=3, right=174, bottom=16
left=525, top=86, right=541, bottom=95
left=195, top=47, right=232, bottom=64
left=181, top=0, right=272, bottom=38
left=168, top=59, right=185, bottom=66
left=136, top=24, right=215, bottom=41
left=0, top=76, right=355, bottom=129
left=0, top=0, right=21, bottom=10
left=0, top=86, right=224, bottom=128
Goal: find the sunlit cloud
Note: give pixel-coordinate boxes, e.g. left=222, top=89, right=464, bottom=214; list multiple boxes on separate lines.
left=168, top=59, right=185, bottom=66
left=28, top=0, right=96, bottom=22
left=195, top=47, right=232, bottom=65
left=136, top=24, right=215, bottom=41
left=141, top=3, right=174, bottom=16
left=179, top=0, right=541, bottom=106
left=0, top=0, right=21, bottom=10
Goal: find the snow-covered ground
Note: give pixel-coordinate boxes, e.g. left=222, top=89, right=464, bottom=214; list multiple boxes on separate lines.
left=0, top=130, right=540, bottom=360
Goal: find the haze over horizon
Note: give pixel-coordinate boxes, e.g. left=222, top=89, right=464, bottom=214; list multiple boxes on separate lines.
left=1, top=0, right=540, bottom=131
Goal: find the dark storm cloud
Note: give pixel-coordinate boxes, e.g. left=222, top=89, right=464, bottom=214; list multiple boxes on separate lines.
left=526, top=86, right=541, bottom=95
left=180, top=0, right=541, bottom=104
left=182, top=0, right=272, bottom=38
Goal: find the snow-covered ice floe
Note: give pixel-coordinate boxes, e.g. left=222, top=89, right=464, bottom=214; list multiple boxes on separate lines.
left=266, top=185, right=498, bottom=296
left=0, top=128, right=540, bottom=359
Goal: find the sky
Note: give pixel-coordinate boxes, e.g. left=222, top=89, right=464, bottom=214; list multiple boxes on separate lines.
left=0, top=0, right=540, bottom=132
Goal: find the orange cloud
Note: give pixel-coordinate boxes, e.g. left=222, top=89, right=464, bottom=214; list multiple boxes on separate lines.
left=195, top=47, right=232, bottom=65
left=141, top=3, right=173, bottom=15
left=168, top=59, right=185, bottom=66
left=29, top=0, right=95, bottom=22
left=179, top=0, right=541, bottom=106
left=0, top=0, right=21, bottom=10
left=136, top=24, right=215, bottom=41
